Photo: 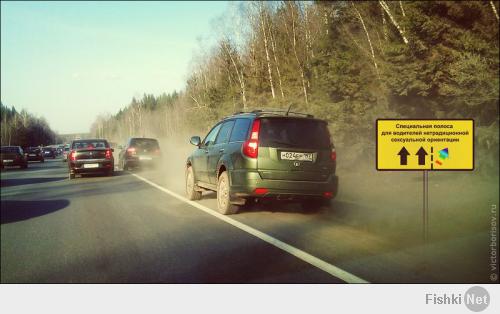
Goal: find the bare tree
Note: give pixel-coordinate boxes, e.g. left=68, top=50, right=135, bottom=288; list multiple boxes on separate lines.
left=490, top=1, right=499, bottom=21
left=284, top=1, right=309, bottom=104
left=268, top=13, right=285, bottom=99
left=379, top=0, right=408, bottom=45
left=256, top=2, right=276, bottom=99
left=399, top=1, right=406, bottom=17
left=221, top=39, right=247, bottom=109
left=352, top=3, right=380, bottom=79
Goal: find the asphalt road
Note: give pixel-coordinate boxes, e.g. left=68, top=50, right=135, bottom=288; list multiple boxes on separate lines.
left=0, top=157, right=495, bottom=283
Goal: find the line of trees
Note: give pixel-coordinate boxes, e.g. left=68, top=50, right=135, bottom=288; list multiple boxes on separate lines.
left=1, top=102, right=61, bottom=147
left=91, top=1, right=499, bottom=169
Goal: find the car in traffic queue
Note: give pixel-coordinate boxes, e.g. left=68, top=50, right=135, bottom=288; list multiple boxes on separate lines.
left=62, top=146, right=70, bottom=162
left=42, top=147, right=56, bottom=159
left=118, top=137, right=161, bottom=170
left=67, top=139, right=114, bottom=179
left=185, top=109, right=338, bottom=215
left=25, top=147, right=44, bottom=162
left=1, top=146, right=28, bottom=169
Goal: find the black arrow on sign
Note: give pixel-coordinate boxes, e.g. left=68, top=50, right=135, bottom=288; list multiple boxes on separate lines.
left=398, top=147, right=410, bottom=165
left=416, top=147, right=428, bottom=165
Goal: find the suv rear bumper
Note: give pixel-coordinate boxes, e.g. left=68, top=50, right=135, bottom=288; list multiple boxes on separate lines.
left=230, top=170, right=338, bottom=200
left=124, top=156, right=160, bottom=167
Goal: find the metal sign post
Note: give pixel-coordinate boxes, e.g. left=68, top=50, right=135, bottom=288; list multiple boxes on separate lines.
left=423, top=170, right=429, bottom=242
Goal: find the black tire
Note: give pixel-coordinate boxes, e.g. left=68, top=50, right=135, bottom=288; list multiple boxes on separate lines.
left=216, top=171, right=238, bottom=215
left=21, top=163, right=28, bottom=169
left=40, top=159, right=44, bottom=163
left=107, top=169, right=114, bottom=176
left=186, top=166, right=202, bottom=201
left=69, top=173, right=75, bottom=180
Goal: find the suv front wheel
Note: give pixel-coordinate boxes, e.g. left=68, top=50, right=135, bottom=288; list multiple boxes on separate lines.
left=186, top=166, right=202, bottom=200
left=217, top=171, right=238, bottom=215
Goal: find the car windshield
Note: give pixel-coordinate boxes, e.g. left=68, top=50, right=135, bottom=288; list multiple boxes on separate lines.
left=259, top=118, right=331, bottom=149
left=72, top=140, right=109, bottom=149
left=130, top=138, right=159, bottom=150
left=1, top=147, right=19, bottom=153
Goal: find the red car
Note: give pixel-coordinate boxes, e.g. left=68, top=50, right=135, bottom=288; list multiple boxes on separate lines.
left=68, top=139, right=114, bottom=179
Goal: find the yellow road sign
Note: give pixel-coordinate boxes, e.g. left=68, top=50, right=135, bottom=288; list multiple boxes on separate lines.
left=376, top=119, right=474, bottom=171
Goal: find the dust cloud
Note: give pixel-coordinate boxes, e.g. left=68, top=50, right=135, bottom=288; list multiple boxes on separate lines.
left=120, top=132, right=498, bottom=249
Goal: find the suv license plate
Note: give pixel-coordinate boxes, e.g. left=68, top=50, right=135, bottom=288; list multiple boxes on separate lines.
left=280, top=152, right=313, bottom=161
left=139, top=156, right=152, bottom=160
left=83, top=163, right=99, bottom=168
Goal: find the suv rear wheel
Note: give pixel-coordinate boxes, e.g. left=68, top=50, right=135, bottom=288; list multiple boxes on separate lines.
left=217, top=171, right=238, bottom=215
left=186, top=166, right=202, bottom=200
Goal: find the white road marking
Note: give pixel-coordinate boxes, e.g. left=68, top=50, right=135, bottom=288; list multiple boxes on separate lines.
left=131, top=172, right=369, bottom=284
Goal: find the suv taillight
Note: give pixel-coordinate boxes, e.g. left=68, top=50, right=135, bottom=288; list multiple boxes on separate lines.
left=105, top=149, right=112, bottom=159
left=331, top=148, right=336, bottom=161
left=69, top=150, right=76, bottom=161
left=242, top=119, right=261, bottom=158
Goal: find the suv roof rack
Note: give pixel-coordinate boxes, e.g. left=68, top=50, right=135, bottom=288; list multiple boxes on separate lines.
left=250, top=109, right=314, bottom=118
left=230, top=108, right=314, bottom=118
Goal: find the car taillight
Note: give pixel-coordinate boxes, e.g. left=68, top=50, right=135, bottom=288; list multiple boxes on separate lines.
left=323, top=191, right=334, bottom=198
left=154, top=149, right=160, bottom=155
left=127, top=147, right=136, bottom=155
left=105, top=149, right=112, bottom=159
left=242, top=119, right=261, bottom=158
left=69, top=150, right=76, bottom=161
left=254, top=188, right=268, bottom=195
left=331, top=149, right=336, bottom=161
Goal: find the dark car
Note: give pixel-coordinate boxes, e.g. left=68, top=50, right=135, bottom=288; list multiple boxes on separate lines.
left=118, top=138, right=161, bottom=170
left=42, top=147, right=56, bottom=159
left=185, top=109, right=338, bottom=214
left=25, top=147, right=44, bottom=162
left=68, top=139, right=114, bottom=179
left=1, top=146, right=28, bottom=169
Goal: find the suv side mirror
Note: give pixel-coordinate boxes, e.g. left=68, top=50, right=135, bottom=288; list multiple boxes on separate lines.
left=190, top=136, right=201, bottom=147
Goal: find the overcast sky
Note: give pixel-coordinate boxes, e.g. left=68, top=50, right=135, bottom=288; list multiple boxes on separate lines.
left=1, top=1, right=229, bottom=134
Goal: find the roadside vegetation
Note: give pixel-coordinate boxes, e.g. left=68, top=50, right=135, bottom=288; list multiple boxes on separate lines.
left=0, top=102, right=60, bottom=147
left=89, top=1, right=498, bottom=173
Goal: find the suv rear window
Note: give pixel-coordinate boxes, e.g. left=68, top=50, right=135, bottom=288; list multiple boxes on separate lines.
left=130, top=138, right=159, bottom=150
left=72, top=140, right=109, bottom=149
left=259, top=118, right=331, bottom=149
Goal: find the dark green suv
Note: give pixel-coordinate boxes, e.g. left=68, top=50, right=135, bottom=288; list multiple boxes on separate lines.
left=185, top=110, right=338, bottom=214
